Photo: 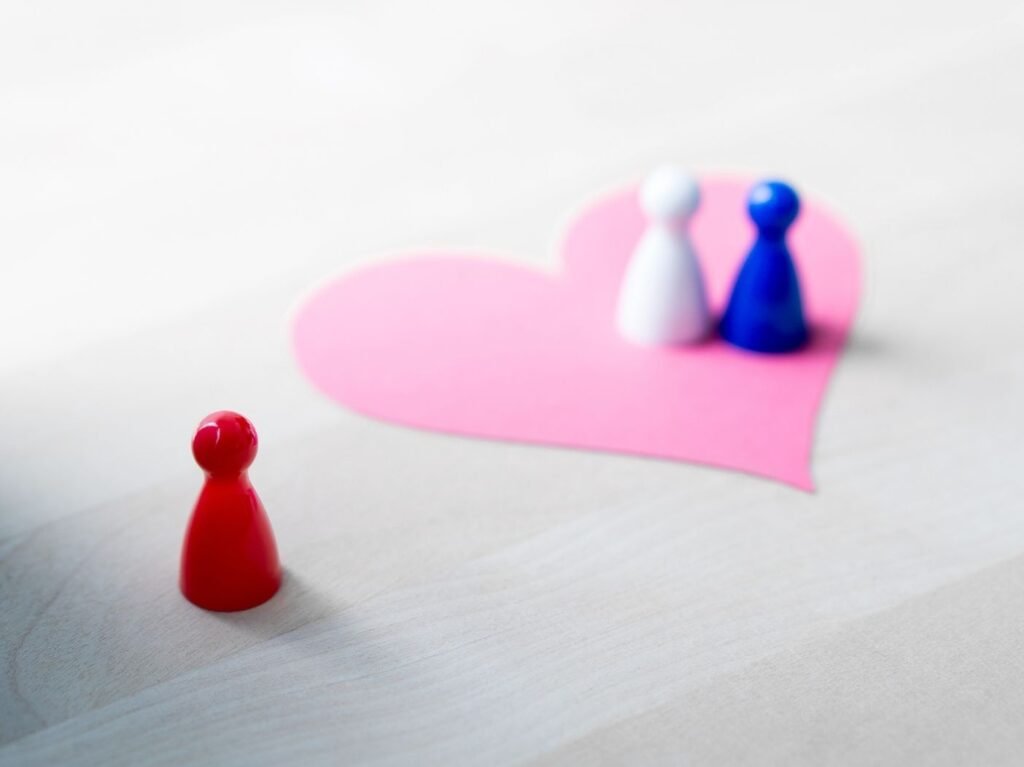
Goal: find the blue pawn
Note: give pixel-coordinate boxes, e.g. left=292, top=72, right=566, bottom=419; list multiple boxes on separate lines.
left=720, top=180, right=808, bottom=353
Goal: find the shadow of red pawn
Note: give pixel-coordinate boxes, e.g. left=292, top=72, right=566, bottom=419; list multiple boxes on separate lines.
left=180, top=411, right=281, bottom=611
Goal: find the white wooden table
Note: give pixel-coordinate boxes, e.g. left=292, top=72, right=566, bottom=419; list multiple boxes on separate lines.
left=2, top=2, right=1024, bottom=764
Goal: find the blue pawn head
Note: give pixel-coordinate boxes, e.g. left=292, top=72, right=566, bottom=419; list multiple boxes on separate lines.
left=748, top=180, right=800, bottom=239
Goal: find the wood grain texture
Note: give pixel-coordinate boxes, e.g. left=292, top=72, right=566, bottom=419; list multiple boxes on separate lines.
left=530, top=553, right=1024, bottom=766
left=2, top=0, right=1024, bottom=764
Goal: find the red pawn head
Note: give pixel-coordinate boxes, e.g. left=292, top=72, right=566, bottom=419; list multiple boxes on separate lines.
left=192, top=411, right=258, bottom=477
left=181, top=411, right=281, bottom=611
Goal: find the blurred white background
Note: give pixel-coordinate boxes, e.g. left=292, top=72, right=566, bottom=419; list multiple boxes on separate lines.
left=3, top=0, right=1021, bottom=370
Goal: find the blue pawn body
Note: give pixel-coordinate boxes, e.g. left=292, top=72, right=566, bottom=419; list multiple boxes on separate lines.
left=720, top=180, right=809, bottom=353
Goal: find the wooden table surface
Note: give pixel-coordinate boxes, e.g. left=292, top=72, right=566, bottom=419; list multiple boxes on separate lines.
left=2, top=2, right=1024, bottom=764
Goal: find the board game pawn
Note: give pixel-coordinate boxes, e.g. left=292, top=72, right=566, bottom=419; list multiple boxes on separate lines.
left=720, top=180, right=809, bottom=353
left=616, top=166, right=710, bottom=346
left=180, top=411, right=281, bottom=611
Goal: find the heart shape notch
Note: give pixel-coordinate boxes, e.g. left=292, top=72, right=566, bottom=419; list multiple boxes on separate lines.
left=292, top=177, right=861, bottom=490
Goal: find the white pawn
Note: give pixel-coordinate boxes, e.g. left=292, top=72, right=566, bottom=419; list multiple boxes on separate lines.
left=616, top=167, right=710, bottom=346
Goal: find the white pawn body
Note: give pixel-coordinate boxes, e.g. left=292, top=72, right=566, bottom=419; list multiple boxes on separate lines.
left=616, top=167, right=710, bottom=346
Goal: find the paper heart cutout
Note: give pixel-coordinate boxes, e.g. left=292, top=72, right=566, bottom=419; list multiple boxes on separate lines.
left=292, top=177, right=860, bottom=490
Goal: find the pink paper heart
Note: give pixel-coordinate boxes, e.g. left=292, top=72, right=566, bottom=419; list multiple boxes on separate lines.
left=292, top=177, right=860, bottom=490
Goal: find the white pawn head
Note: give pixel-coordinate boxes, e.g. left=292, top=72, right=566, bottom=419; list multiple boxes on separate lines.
left=640, top=166, right=700, bottom=223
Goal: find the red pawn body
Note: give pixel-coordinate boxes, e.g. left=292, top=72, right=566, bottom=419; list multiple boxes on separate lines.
left=180, top=411, right=281, bottom=611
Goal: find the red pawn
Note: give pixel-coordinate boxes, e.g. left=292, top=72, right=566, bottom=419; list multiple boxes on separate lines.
left=180, top=411, right=281, bottom=611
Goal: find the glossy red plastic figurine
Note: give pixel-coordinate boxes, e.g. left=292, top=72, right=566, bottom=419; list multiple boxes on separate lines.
left=180, top=411, right=281, bottom=611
